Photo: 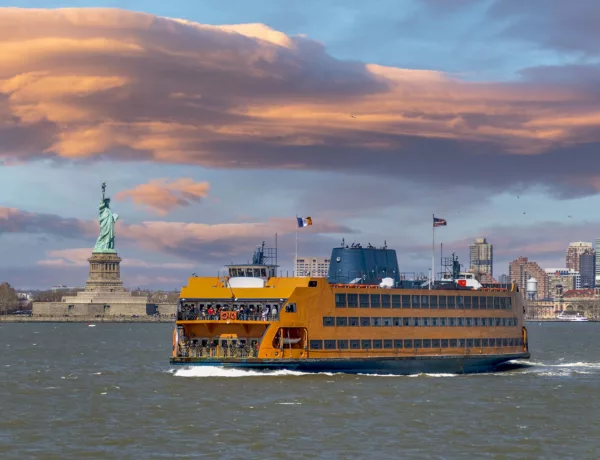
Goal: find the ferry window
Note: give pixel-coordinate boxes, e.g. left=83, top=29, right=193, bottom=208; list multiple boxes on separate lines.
left=336, top=317, right=348, bottom=327
left=423, top=339, right=431, bottom=348
left=449, top=339, right=458, bottom=348
left=432, top=317, right=438, bottom=327
left=464, top=296, right=472, bottom=309
left=349, top=317, right=359, bottom=326
left=261, top=268, right=267, bottom=277
left=474, top=338, right=481, bottom=348
left=503, top=338, right=509, bottom=347
left=285, top=303, right=296, bottom=313
left=403, top=317, right=410, bottom=326
left=439, top=295, right=447, bottom=309
left=359, top=294, right=370, bottom=308
left=381, top=295, right=391, bottom=308
left=253, top=268, right=261, bottom=277
left=338, top=340, right=349, bottom=349
left=382, top=317, right=392, bottom=327
left=459, top=339, right=466, bottom=348
left=466, top=339, right=474, bottom=348
left=347, top=294, right=358, bottom=307
left=393, top=318, right=401, bottom=327
left=473, top=317, right=479, bottom=327
left=411, top=295, right=421, bottom=308
left=308, top=280, right=318, bottom=287
left=310, top=340, right=323, bottom=350
left=421, top=295, right=429, bottom=308
left=513, top=316, right=518, bottom=326
left=447, top=296, right=455, bottom=309
left=430, top=296, right=438, bottom=308
left=323, top=317, right=335, bottom=327
left=449, top=317, right=456, bottom=327
left=373, top=339, right=383, bottom=349
left=371, top=317, right=382, bottom=327
left=441, top=339, right=449, bottom=348
left=422, top=317, right=430, bottom=327
left=506, top=297, right=512, bottom=309
left=384, top=339, right=393, bottom=349
left=472, top=296, right=479, bottom=309
left=482, top=338, right=489, bottom=347
left=456, top=296, right=464, bottom=309
left=394, top=339, right=404, bottom=349
left=440, top=317, right=447, bottom=327
left=479, top=297, right=487, bottom=309
left=350, top=340, right=360, bottom=349
left=393, top=295, right=402, bottom=308
left=494, top=297, right=501, bottom=309
left=414, top=339, right=422, bottom=348
left=360, top=317, right=370, bottom=327
left=324, top=340, right=337, bottom=350
left=335, top=293, right=347, bottom=308
left=466, top=317, right=472, bottom=327
left=403, top=339, right=413, bottom=348
left=401, top=295, right=410, bottom=308
left=502, top=318, right=507, bottom=327
left=432, top=339, right=440, bottom=348
left=361, top=339, right=372, bottom=349
left=371, top=294, right=381, bottom=308
left=412, top=317, right=420, bottom=327
left=458, top=318, right=464, bottom=327
left=245, top=268, right=253, bottom=276
left=495, top=318, right=501, bottom=327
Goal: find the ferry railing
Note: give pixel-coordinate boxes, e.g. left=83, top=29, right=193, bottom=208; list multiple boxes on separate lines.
left=178, top=311, right=280, bottom=322
left=179, top=345, right=259, bottom=359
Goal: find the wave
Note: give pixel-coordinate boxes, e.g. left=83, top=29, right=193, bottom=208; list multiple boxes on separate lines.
left=172, top=366, right=311, bottom=378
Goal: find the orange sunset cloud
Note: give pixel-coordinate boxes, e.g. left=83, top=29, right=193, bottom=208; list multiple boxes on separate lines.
left=1, top=6, right=598, bottom=173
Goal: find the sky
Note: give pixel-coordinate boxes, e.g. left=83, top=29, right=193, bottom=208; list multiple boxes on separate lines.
left=2, top=0, right=600, bottom=289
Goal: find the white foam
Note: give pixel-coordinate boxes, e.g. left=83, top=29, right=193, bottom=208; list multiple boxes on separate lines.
left=172, top=366, right=309, bottom=378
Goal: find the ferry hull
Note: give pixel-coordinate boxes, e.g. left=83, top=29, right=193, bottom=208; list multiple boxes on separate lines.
left=170, top=352, right=530, bottom=375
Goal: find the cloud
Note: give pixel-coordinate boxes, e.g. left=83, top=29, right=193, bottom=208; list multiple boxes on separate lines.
left=114, top=178, right=210, bottom=215
left=0, top=206, right=94, bottom=238
left=1, top=7, right=600, bottom=198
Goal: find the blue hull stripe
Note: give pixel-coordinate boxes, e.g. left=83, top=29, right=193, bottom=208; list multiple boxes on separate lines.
left=169, top=353, right=530, bottom=375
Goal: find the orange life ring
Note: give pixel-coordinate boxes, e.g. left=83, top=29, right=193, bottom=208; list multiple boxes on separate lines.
left=229, top=311, right=237, bottom=320
left=220, top=311, right=228, bottom=321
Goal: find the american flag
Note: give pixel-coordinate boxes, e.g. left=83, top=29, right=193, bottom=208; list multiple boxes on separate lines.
left=433, top=216, right=447, bottom=227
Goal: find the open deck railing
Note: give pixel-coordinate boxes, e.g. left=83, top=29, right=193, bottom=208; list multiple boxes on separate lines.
left=178, top=345, right=258, bottom=358
left=178, top=310, right=279, bottom=322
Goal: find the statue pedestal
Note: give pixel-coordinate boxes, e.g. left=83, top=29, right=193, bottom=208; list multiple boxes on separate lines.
left=85, top=252, right=125, bottom=293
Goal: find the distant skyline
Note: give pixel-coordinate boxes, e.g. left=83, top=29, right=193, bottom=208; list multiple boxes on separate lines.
left=2, top=2, right=600, bottom=289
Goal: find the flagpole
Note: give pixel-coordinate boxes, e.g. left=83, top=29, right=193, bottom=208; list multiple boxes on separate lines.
left=431, top=214, right=435, bottom=290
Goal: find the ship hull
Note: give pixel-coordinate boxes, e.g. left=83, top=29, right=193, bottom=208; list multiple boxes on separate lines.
left=170, top=352, right=530, bottom=375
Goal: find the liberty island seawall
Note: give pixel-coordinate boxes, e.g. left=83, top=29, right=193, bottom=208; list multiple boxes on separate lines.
left=1, top=322, right=599, bottom=460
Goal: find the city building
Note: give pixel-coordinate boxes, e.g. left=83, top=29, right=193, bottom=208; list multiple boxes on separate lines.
left=295, top=256, right=331, bottom=277
left=595, top=238, right=600, bottom=285
left=580, top=252, right=596, bottom=288
left=469, top=237, right=493, bottom=276
left=545, top=268, right=580, bottom=298
left=509, top=256, right=549, bottom=300
left=498, top=274, right=509, bottom=284
left=566, top=242, right=593, bottom=272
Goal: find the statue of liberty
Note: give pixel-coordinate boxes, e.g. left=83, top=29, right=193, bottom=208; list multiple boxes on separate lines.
left=93, top=182, right=119, bottom=253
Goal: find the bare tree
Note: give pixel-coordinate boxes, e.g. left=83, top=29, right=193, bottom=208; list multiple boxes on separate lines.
left=0, top=282, right=20, bottom=315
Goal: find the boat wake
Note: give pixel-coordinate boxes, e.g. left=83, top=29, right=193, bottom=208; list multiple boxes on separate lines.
left=171, top=366, right=314, bottom=378
left=506, top=359, right=600, bottom=377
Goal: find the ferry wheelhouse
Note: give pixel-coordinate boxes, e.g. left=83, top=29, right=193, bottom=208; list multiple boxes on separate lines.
left=170, top=243, right=530, bottom=374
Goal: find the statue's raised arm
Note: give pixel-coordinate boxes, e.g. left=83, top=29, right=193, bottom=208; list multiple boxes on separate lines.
left=93, top=182, right=118, bottom=253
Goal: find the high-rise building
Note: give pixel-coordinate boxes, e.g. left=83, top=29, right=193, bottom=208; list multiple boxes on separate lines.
left=579, top=252, right=596, bottom=288
left=545, top=268, right=580, bottom=298
left=509, top=256, right=549, bottom=300
left=295, top=256, right=331, bottom=277
left=566, top=242, right=593, bottom=272
left=595, top=238, right=600, bottom=285
left=469, top=237, right=493, bottom=276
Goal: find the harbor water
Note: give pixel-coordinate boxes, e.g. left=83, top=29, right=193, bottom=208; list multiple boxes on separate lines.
left=1, top=322, right=599, bottom=459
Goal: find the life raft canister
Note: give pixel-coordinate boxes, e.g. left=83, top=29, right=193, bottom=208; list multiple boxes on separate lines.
left=229, top=311, right=237, bottom=321
left=172, top=328, right=178, bottom=357
left=522, top=326, right=528, bottom=351
left=220, top=311, right=229, bottom=321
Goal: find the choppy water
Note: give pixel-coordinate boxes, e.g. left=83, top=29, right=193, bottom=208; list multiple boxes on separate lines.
left=1, top=322, right=599, bottom=459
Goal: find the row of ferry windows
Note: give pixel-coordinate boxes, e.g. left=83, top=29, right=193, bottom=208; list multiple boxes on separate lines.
left=334, top=293, right=512, bottom=310
left=323, top=316, right=519, bottom=327
left=310, top=337, right=524, bottom=350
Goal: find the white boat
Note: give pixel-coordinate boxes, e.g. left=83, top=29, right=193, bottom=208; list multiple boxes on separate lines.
left=555, top=312, right=588, bottom=322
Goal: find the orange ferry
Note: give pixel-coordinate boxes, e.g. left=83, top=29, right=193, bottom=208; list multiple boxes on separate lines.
left=170, top=242, right=530, bottom=374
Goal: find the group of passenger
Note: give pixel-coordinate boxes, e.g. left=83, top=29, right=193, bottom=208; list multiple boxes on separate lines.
left=181, top=339, right=259, bottom=358
left=178, top=303, right=279, bottom=321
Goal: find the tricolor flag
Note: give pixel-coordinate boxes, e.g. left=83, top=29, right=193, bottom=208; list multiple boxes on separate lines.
left=433, top=216, right=447, bottom=227
left=297, top=216, right=313, bottom=228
